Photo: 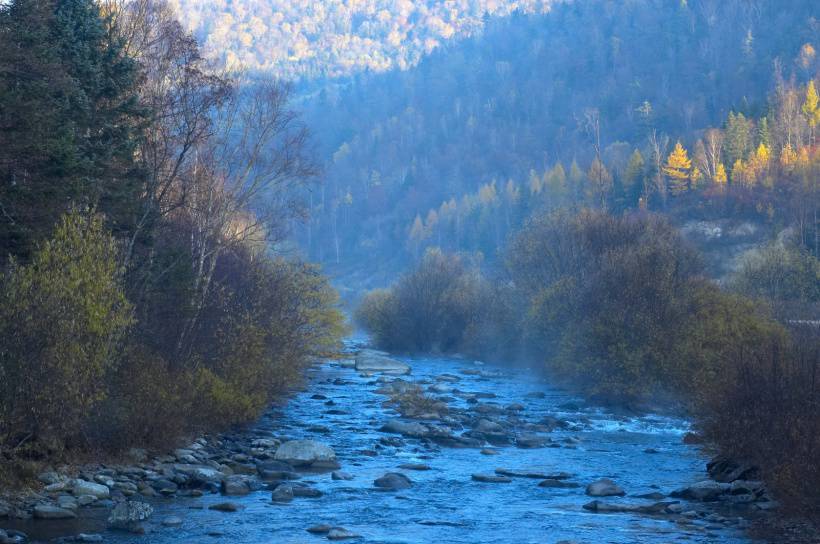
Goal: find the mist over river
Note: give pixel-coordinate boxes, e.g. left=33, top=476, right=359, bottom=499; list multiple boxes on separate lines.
left=7, top=339, right=762, bottom=544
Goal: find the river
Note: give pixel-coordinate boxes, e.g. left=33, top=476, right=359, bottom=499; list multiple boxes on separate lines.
left=7, top=340, right=762, bottom=543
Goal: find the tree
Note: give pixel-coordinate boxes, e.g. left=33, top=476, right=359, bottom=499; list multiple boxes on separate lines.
left=545, top=163, right=567, bottom=203
left=802, top=80, right=820, bottom=144
left=623, top=149, right=645, bottom=206
left=715, top=163, right=728, bottom=187
left=725, top=112, right=753, bottom=166
left=664, top=142, right=692, bottom=195
left=0, top=212, right=132, bottom=443
left=586, top=157, right=613, bottom=208
left=0, top=0, right=145, bottom=261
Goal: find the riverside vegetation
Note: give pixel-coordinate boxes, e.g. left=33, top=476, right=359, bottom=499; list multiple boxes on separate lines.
left=356, top=210, right=820, bottom=518
left=0, top=0, right=345, bottom=484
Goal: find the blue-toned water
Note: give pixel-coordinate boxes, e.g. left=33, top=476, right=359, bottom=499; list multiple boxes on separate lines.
left=9, top=347, right=761, bottom=543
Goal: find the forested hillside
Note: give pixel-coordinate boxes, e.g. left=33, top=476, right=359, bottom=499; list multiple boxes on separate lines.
left=169, top=0, right=554, bottom=79
left=294, top=0, right=819, bottom=283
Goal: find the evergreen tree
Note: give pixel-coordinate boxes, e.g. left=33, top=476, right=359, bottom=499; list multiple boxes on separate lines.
left=663, top=142, right=692, bottom=195
left=0, top=0, right=144, bottom=261
left=724, top=112, right=753, bottom=167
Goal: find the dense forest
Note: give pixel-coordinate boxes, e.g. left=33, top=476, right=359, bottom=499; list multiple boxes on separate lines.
left=292, top=0, right=818, bottom=286
left=0, top=0, right=344, bottom=476
left=168, top=0, right=554, bottom=79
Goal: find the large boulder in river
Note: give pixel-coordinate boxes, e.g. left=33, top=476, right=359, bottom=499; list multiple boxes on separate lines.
left=585, top=478, right=626, bottom=497
left=374, top=472, right=412, bottom=490
left=34, top=504, right=77, bottom=519
left=706, top=455, right=759, bottom=483
left=355, top=351, right=411, bottom=375
left=670, top=480, right=730, bottom=502
left=72, top=479, right=109, bottom=499
left=274, top=440, right=337, bottom=468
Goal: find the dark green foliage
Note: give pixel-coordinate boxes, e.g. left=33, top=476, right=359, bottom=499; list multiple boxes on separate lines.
left=0, top=0, right=144, bottom=261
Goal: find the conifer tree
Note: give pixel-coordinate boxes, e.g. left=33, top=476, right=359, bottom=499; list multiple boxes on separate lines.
left=0, top=0, right=144, bottom=261
left=663, top=142, right=692, bottom=195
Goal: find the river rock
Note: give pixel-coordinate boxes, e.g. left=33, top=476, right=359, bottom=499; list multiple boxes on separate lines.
left=38, top=471, right=66, bottom=486
left=107, top=501, right=153, bottom=532
left=707, top=456, right=759, bottom=483
left=208, top=502, right=241, bottom=512
left=274, top=440, right=337, bottom=468
left=292, top=485, right=323, bottom=498
left=34, top=505, right=77, bottom=519
left=380, top=420, right=429, bottom=437
left=72, top=480, right=109, bottom=499
left=355, top=351, right=411, bottom=375
left=332, top=471, right=354, bottom=481
left=472, top=474, right=512, bottom=483
left=586, top=478, right=626, bottom=497
left=174, top=464, right=224, bottom=485
left=538, top=479, right=580, bottom=488
left=161, top=516, right=184, bottom=527
left=516, top=434, right=550, bottom=449
left=271, top=484, right=294, bottom=503
left=307, top=524, right=333, bottom=534
left=57, top=496, right=78, bottom=510
left=495, top=468, right=565, bottom=480
left=327, top=528, right=361, bottom=540
left=374, top=472, right=412, bottom=490
left=221, top=475, right=253, bottom=496
left=583, top=500, right=678, bottom=514
left=670, top=480, right=730, bottom=502
left=399, top=463, right=431, bottom=471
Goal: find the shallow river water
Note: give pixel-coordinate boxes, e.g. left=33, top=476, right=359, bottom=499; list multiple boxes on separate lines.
left=10, top=342, right=762, bottom=543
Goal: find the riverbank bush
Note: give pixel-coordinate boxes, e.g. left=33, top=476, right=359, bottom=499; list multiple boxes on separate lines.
left=699, top=325, right=820, bottom=514
left=508, top=211, right=785, bottom=403
left=0, top=213, right=133, bottom=450
left=355, top=249, right=490, bottom=353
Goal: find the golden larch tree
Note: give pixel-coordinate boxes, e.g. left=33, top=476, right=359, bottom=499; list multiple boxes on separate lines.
left=664, top=141, right=692, bottom=195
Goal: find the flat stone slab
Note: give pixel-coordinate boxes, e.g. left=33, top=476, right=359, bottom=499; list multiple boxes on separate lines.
left=355, top=351, right=411, bottom=375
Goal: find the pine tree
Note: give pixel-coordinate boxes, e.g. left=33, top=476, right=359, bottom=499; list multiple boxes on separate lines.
left=663, top=142, right=692, bottom=195
left=725, top=112, right=753, bottom=166
left=0, top=0, right=144, bottom=261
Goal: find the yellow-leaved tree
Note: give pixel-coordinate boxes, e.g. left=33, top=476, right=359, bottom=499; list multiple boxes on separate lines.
left=664, top=142, right=692, bottom=195
left=802, top=80, right=820, bottom=143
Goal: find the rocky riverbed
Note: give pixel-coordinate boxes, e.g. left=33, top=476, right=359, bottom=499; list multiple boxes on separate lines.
left=0, top=340, right=774, bottom=543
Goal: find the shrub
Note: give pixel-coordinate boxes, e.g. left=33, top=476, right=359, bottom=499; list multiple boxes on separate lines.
left=509, top=210, right=713, bottom=402
left=356, top=249, right=489, bottom=353
left=0, top=212, right=132, bottom=447
left=731, top=243, right=820, bottom=319
left=698, top=325, right=820, bottom=514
